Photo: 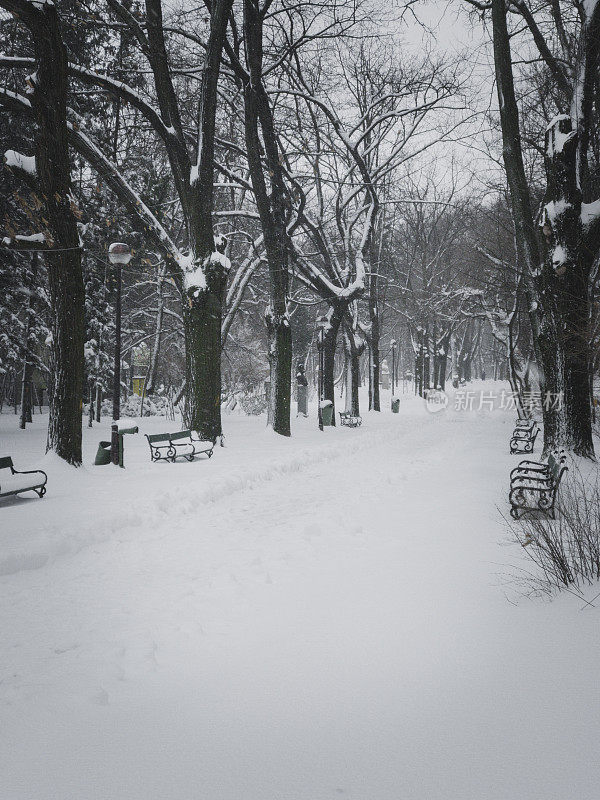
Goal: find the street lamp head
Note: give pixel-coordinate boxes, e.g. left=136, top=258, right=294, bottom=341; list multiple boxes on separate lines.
left=316, top=316, right=327, bottom=345
left=108, top=242, right=132, bottom=265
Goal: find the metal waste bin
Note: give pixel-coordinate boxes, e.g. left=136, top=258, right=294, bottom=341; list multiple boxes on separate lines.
left=321, top=402, right=334, bottom=426
left=94, top=441, right=112, bottom=465
left=391, top=397, right=400, bottom=414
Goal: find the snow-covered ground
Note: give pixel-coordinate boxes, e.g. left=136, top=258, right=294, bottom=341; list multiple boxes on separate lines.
left=1, top=383, right=599, bottom=800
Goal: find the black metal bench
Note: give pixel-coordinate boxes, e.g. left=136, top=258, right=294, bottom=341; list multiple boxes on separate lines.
left=509, top=451, right=567, bottom=520
left=0, top=456, right=47, bottom=500
left=145, top=431, right=215, bottom=463
left=510, top=418, right=539, bottom=454
left=339, top=411, right=362, bottom=428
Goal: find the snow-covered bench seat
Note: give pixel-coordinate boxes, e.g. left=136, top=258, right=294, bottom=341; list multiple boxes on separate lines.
left=509, top=451, right=567, bottom=520
left=0, top=456, right=47, bottom=500
left=339, top=411, right=362, bottom=428
left=145, top=431, right=215, bottom=463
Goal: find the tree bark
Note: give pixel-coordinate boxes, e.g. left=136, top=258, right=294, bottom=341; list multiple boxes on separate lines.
left=180, top=0, right=233, bottom=438
left=183, top=263, right=227, bottom=440
left=343, top=317, right=363, bottom=416
left=243, top=0, right=292, bottom=436
left=321, top=303, right=346, bottom=425
left=491, top=0, right=563, bottom=455
left=368, top=269, right=381, bottom=411
left=1, top=0, right=86, bottom=464
left=19, top=252, right=36, bottom=429
left=540, top=116, right=595, bottom=456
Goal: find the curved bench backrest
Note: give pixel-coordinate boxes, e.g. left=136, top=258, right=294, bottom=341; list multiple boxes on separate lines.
left=170, top=430, right=192, bottom=441
left=146, top=433, right=171, bottom=443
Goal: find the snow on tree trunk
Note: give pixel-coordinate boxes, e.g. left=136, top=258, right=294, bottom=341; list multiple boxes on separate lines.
left=8, top=0, right=86, bottom=465
left=183, top=258, right=227, bottom=440
left=540, top=116, right=594, bottom=457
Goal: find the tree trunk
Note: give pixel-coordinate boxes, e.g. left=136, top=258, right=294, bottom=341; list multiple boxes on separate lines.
left=181, top=0, right=233, bottom=438
left=4, top=0, right=86, bottom=464
left=343, top=320, right=363, bottom=416
left=183, top=261, right=227, bottom=440
left=491, top=0, right=566, bottom=456
left=95, top=384, right=102, bottom=422
left=423, top=324, right=431, bottom=392
left=540, top=116, right=594, bottom=457
left=368, top=270, right=381, bottom=411
left=451, top=330, right=459, bottom=388
left=435, top=330, right=451, bottom=391
left=19, top=252, right=36, bottom=429
left=321, top=303, right=345, bottom=424
left=243, top=0, right=292, bottom=436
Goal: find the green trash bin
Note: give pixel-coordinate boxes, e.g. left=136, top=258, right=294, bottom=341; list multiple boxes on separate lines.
left=321, top=401, right=334, bottom=426
left=391, top=397, right=400, bottom=414
left=94, top=440, right=112, bottom=466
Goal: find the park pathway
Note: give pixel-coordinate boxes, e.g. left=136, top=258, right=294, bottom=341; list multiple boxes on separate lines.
left=2, top=396, right=600, bottom=799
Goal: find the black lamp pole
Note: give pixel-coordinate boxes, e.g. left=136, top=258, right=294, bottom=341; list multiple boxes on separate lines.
left=317, top=322, right=324, bottom=431
left=112, top=259, right=122, bottom=422
left=108, top=243, right=132, bottom=464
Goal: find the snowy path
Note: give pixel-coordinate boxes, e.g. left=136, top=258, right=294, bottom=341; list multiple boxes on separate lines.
left=2, top=389, right=600, bottom=799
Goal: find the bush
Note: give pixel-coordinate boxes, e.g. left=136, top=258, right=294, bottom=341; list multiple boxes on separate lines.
left=84, top=394, right=174, bottom=418
left=238, top=390, right=267, bottom=416
left=121, top=393, right=171, bottom=417
left=508, top=465, right=600, bottom=595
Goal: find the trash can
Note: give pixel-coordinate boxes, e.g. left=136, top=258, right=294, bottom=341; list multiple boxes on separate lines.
left=94, top=441, right=112, bottom=466
left=321, top=401, right=334, bottom=426
left=391, top=397, right=400, bottom=414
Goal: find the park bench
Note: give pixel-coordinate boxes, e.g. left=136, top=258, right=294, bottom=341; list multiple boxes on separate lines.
left=145, top=431, right=215, bottom=463
left=510, top=418, right=539, bottom=454
left=0, top=456, right=47, bottom=500
left=339, top=411, right=362, bottom=428
left=509, top=451, right=567, bottom=520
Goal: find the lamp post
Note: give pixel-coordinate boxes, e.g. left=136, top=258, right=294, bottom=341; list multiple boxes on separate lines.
left=108, top=242, right=132, bottom=464
left=317, top=317, right=326, bottom=431
left=390, top=339, right=396, bottom=395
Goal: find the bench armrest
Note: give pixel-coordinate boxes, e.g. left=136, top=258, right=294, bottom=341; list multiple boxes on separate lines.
left=13, top=467, right=47, bottom=483
left=189, top=433, right=216, bottom=447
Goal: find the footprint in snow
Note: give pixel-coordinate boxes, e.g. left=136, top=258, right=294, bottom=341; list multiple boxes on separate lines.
left=91, top=687, right=109, bottom=706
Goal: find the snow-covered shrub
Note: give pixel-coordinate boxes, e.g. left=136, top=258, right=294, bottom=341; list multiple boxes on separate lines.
left=83, top=394, right=174, bottom=418
left=238, top=391, right=267, bottom=416
left=121, top=393, right=171, bottom=417
left=509, top=467, right=600, bottom=595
